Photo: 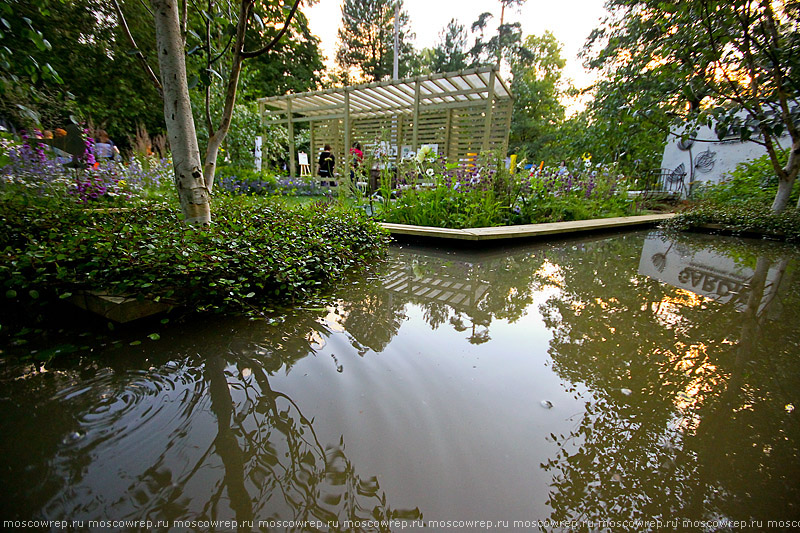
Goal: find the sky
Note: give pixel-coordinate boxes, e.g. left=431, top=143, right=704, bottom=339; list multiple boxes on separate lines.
left=305, top=0, right=610, bottom=90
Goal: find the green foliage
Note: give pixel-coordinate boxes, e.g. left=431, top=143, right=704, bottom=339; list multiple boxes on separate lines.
left=411, top=19, right=469, bottom=75
left=335, top=0, right=415, bottom=82
left=3, top=0, right=165, bottom=145
left=584, top=0, right=800, bottom=206
left=221, top=103, right=260, bottom=168
left=237, top=5, right=324, bottom=99
left=508, top=32, right=567, bottom=163
left=377, top=152, right=636, bottom=228
left=693, top=149, right=797, bottom=206
left=0, top=194, right=390, bottom=338
left=511, top=160, right=634, bottom=223
left=0, top=0, right=65, bottom=128
left=663, top=201, right=800, bottom=242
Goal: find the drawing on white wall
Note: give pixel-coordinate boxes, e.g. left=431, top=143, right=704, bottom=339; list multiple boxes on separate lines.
left=694, top=148, right=717, bottom=174
left=661, top=111, right=791, bottom=196
left=668, top=163, right=686, bottom=184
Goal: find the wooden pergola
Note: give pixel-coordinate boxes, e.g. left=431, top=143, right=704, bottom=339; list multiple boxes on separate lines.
left=257, top=66, right=513, bottom=178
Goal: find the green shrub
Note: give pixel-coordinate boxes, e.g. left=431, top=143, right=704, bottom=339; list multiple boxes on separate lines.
left=662, top=200, right=800, bottom=242
left=0, top=195, right=390, bottom=332
left=692, top=148, right=797, bottom=206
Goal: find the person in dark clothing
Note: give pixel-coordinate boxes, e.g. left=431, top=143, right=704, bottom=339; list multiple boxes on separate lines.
left=318, top=144, right=335, bottom=185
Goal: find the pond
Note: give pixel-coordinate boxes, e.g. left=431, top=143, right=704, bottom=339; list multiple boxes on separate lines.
left=1, top=230, right=798, bottom=531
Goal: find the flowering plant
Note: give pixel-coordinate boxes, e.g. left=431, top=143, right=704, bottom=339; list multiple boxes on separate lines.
left=1, top=130, right=174, bottom=205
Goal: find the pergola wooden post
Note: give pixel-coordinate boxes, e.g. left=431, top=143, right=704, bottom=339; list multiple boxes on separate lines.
left=344, top=88, right=351, bottom=184
left=257, top=66, right=512, bottom=176
left=481, top=69, right=496, bottom=152
left=287, top=97, right=296, bottom=178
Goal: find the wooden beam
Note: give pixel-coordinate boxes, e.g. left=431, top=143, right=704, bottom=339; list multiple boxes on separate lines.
left=287, top=97, right=296, bottom=177
left=502, top=100, right=513, bottom=155
left=344, top=89, right=351, bottom=185
left=413, top=79, right=420, bottom=150
left=481, top=70, right=496, bottom=151
left=444, top=108, right=452, bottom=161
left=309, top=121, right=316, bottom=177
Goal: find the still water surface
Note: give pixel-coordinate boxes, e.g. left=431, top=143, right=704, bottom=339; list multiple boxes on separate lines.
left=1, top=230, right=798, bottom=531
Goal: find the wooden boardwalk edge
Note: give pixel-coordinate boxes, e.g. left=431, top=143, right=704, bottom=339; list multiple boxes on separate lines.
left=380, top=213, right=675, bottom=241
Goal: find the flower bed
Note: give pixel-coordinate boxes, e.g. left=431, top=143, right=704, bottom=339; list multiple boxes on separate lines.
left=374, top=150, right=639, bottom=229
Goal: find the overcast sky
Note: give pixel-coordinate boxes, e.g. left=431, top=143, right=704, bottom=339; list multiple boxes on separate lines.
left=306, top=0, right=609, bottom=89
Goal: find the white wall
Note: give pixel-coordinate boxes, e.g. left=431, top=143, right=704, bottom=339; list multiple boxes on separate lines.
left=660, top=122, right=791, bottom=193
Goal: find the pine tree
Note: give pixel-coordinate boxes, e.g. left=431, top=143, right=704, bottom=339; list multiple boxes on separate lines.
left=335, top=0, right=414, bottom=82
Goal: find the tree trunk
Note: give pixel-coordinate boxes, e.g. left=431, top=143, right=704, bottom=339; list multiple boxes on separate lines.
left=772, top=138, right=800, bottom=213
left=152, top=0, right=211, bottom=225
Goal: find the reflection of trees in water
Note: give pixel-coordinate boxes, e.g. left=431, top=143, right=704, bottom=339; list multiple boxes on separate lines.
left=204, top=350, right=422, bottom=530
left=536, top=233, right=800, bottom=527
left=5, top=310, right=421, bottom=529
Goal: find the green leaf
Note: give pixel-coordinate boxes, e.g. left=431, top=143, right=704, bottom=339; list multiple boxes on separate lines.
left=5, top=289, right=17, bottom=298
left=129, top=340, right=142, bottom=346
left=148, top=333, right=161, bottom=341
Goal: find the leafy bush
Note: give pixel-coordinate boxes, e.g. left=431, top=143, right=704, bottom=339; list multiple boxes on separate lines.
left=377, top=151, right=636, bottom=228
left=0, top=195, right=390, bottom=336
left=662, top=201, right=800, bottom=242
left=692, top=148, right=797, bottom=206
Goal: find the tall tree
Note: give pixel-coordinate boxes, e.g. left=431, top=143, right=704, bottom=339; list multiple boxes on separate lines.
left=428, top=19, right=469, bottom=73
left=469, top=0, right=529, bottom=68
left=116, top=0, right=305, bottom=224
left=335, top=0, right=414, bottom=82
left=508, top=32, right=567, bottom=161
left=586, top=0, right=800, bottom=212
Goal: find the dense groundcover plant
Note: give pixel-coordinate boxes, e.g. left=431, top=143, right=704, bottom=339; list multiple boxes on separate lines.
left=662, top=201, right=800, bottom=242
left=663, top=151, right=800, bottom=241
left=0, top=195, right=390, bottom=327
left=377, top=151, right=636, bottom=229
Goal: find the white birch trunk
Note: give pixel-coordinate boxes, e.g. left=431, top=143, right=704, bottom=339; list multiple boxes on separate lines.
left=152, top=0, right=211, bottom=225
left=772, top=138, right=800, bottom=213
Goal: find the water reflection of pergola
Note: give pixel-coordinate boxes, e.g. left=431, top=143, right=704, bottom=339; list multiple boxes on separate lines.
left=257, top=66, right=512, bottom=177
left=382, top=262, right=489, bottom=313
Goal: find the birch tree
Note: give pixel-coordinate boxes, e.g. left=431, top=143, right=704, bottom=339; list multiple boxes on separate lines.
left=115, top=0, right=303, bottom=224
left=586, top=0, right=800, bottom=213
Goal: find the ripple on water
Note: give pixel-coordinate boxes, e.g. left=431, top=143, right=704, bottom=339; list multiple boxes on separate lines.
left=51, top=362, right=205, bottom=455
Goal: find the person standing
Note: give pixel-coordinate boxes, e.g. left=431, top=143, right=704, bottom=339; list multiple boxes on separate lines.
left=95, top=129, right=120, bottom=162
left=318, top=144, right=335, bottom=186
left=349, top=141, right=363, bottom=180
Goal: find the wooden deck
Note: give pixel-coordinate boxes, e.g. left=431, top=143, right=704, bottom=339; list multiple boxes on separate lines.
left=380, top=213, right=675, bottom=241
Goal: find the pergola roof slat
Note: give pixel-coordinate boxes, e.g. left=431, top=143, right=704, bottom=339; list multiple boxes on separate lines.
left=259, top=67, right=512, bottom=177
left=257, top=66, right=510, bottom=118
